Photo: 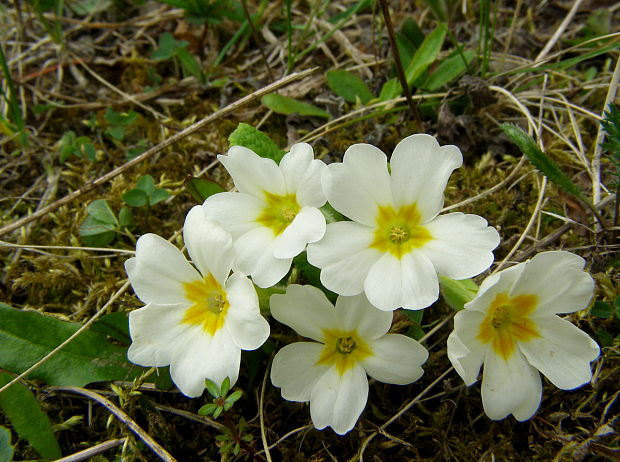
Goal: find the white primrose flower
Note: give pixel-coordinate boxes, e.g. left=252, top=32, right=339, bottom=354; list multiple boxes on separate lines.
left=270, top=284, right=429, bottom=435
left=447, top=251, right=600, bottom=421
left=306, top=134, right=501, bottom=311
left=125, top=206, right=270, bottom=398
left=203, top=143, right=327, bottom=288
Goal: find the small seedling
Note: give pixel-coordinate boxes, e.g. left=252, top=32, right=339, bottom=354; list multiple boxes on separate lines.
left=122, top=175, right=171, bottom=208
left=57, top=131, right=96, bottom=163
left=151, top=33, right=206, bottom=83
left=79, top=199, right=134, bottom=247
left=104, top=108, right=139, bottom=141
left=197, top=377, right=243, bottom=419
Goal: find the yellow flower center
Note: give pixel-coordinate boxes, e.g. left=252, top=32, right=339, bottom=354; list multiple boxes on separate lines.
left=256, top=191, right=300, bottom=235
left=317, top=329, right=372, bottom=375
left=182, top=274, right=229, bottom=335
left=477, top=292, right=540, bottom=360
left=370, top=204, right=432, bottom=258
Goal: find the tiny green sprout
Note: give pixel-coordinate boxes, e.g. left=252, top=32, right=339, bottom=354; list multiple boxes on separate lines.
left=151, top=32, right=206, bottom=83
left=104, top=108, right=139, bottom=141
left=79, top=199, right=134, bottom=247
left=122, top=175, right=171, bottom=208
left=57, top=130, right=96, bottom=163
left=198, top=377, right=243, bottom=419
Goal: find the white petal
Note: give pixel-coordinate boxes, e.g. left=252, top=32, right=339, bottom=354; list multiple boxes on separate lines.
left=420, top=213, right=499, bottom=280
left=225, top=273, right=270, bottom=350
left=234, top=227, right=292, bottom=288
left=272, top=206, right=326, bottom=259
left=307, top=221, right=380, bottom=296
left=218, top=146, right=285, bottom=196
left=465, top=263, right=525, bottom=313
left=447, top=310, right=487, bottom=385
left=183, top=206, right=234, bottom=285
left=279, top=143, right=327, bottom=207
left=270, top=284, right=337, bottom=342
left=364, top=251, right=439, bottom=311
left=310, top=363, right=369, bottom=435
left=361, top=334, right=428, bottom=384
left=127, top=303, right=188, bottom=367
left=202, top=192, right=264, bottom=239
left=509, top=251, right=595, bottom=315
left=169, top=327, right=241, bottom=397
left=334, top=293, right=392, bottom=340
left=481, top=350, right=542, bottom=421
left=270, top=342, right=329, bottom=401
left=518, top=316, right=599, bottom=390
left=125, top=234, right=200, bottom=305
left=390, top=134, right=462, bottom=220
left=323, top=144, right=393, bottom=226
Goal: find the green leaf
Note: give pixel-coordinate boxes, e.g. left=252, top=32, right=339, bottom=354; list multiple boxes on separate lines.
left=226, top=389, right=242, bottom=404
left=615, top=295, right=620, bottom=320
left=261, top=94, right=330, bottom=119
left=422, top=49, right=475, bottom=91
left=57, top=130, right=77, bottom=163
left=228, top=123, right=285, bottom=162
left=149, top=188, right=172, bottom=206
left=118, top=206, right=135, bottom=228
left=176, top=47, right=206, bottom=83
left=326, top=70, right=374, bottom=104
left=380, top=23, right=447, bottom=101
left=122, top=189, right=148, bottom=207
left=198, top=403, right=218, bottom=416
left=0, top=303, right=141, bottom=386
left=184, top=177, right=225, bottom=203
left=105, top=126, right=125, bottom=141
left=0, top=372, right=61, bottom=459
left=86, top=199, right=118, bottom=225
left=400, top=17, right=424, bottom=49
left=402, top=309, right=425, bottom=340
left=151, top=33, right=177, bottom=60
left=501, top=124, right=584, bottom=198
left=319, top=202, right=346, bottom=224
left=591, top=301, right=613, bottom=319
left=71, top=0, right=112, bottom=15
left=136, top=174, right=155, bottom=194
left=212, top=406, right=223, bottom=419
left=220, top=376, right=230, bottom=397
left=80, top=229, right=116, bottom=247
left=0, top=426, right=14, bottom=462
left=79, top=215, right=116, bottom=236
left=205, top=378, right=221, bottom=398
left=439, top=276, right=479, bottom=311
left=104, top=108, right=138, bottom=128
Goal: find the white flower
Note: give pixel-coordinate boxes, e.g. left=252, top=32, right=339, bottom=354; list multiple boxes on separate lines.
left=203, top=144, right=327, bottom=288
left=306, top=134, right=500, bottom=311
left=447, top=251, right=600, bottom=421
left=270, top=285, right=428, bottom=435
left=125, top=206, right=270, bottom=398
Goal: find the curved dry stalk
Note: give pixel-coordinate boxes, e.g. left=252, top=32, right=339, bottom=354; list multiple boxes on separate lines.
left=54, top=438, right=127, bottom=462
left=48, top=386, right=176, bottom=462
left=356, top=367, right=455, bottom=462
left=259, top=359, right=273, bottom=462
left=0, top=68, right=317, bottom=238
left=535, top=0, right=585, bottom=63
left=0, top=240, right=134, bottom=254
left=255, top=425, right=314, bottom=455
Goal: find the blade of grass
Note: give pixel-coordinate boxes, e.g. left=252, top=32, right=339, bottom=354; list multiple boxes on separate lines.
left=0, top=44, right=25, bottom=143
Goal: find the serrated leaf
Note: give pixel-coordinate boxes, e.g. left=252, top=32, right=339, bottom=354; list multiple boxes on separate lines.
left=439, top=276, right=479, bottom=311
left=0, top=426, right=13, bottom=462
left=422, top=49, right=475, bottom=91
left=185, top=177, right=225, bottom=203
left=0, top=372, right=61, bottom=459
left=122, top=189, right=148, bottom=207
left=86, top=199, right=118, bottom=225
left=326, top=70, right=373, bottom=104
left=380, top=23, right=447, bottom=101
left=261, top=94, right=330, bottom=119
left=0, top=303, right=141, bottom=387
left=228, top=123, right=285, bottom=162
left=149, top=188, right=171, bottom=205
left=501, top=124, right=584, bottom=198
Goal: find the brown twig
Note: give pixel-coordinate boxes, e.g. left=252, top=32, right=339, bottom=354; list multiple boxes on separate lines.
left=48, top=386, right=177, bottom=462
left=54, top=438, right=127, bottom=462
left=0, top=67, right=317, bottom=238
left=378, top=0, right=422, bottom=128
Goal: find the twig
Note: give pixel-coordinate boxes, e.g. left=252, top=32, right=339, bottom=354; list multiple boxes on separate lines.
left=378, top=0, right=422, bottom=128
left=54, top=438, right=127, bottom=462
left=357, top=367, right=454, bottom=461
left=535, top=0, right=585, bottom=63
left=0, top=68, right=317, bottom=238
left=0, top=241, right=134, bottom=254
left=48, top=386, right=176, bottom=462
left=259, top=359, right=273, bottom=462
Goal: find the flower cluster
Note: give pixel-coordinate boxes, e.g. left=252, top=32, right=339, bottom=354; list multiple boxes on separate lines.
left=124, top=133, right=599, bottom=435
